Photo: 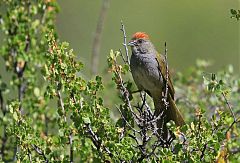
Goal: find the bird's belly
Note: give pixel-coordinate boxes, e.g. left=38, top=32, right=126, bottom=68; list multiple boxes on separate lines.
left=130, top=54, right=163, bottom=93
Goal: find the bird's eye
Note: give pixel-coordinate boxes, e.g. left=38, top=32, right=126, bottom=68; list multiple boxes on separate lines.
left=137, top=39, right=143, bottom=44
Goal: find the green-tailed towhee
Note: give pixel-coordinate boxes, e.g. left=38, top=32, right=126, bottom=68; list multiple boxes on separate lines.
left=128, top=32, right=184, bottom=140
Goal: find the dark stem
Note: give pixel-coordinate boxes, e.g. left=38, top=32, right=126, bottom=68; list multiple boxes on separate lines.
left=222, top=92, right=236, bottom=121
left=69, top=132, right=73, bottom=163
left=222, top=91, right=239, bottom=134
left=44, top=114, right=49, bottom=136
left=27, top=148, right=32, bottom=163
left=117, top=106, right=140, bottom=133
left=18, top=78, right=25, bottom=112
left=200, top=143, right=208, bottom=161
left=32, top=144, right=49, bottom=163
left=0, top=91, right=7, bottom=159
left=85, top=123, right=113, bottom=158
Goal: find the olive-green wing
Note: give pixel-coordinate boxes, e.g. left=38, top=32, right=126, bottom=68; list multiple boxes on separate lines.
left=157, top=53, right=175, bottom=99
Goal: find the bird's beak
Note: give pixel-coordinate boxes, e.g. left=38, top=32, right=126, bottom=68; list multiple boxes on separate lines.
left=128, top=40, right=137, bottom=47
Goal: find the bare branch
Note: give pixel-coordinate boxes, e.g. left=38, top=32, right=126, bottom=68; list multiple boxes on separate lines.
left=114, top=62, right=143, bottom=122
left=222, top=92, right=236, bottom=121
left=91, top=0, right=110, bottom=75
left=119, top=49, right=128, bottom=65
left=116, top=106, right=140, bottom=133
left=222, top=92, right=239, bottom=134
left=140, top=92, right=153, bottom=118
left=57, top=90, right=67, bottom=122
left=120, top=21, right=130, bottom=65
left=163, top=42, right=169, bottom=109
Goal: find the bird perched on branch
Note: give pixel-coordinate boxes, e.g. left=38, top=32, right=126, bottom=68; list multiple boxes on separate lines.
left=128, top=32, right=184, bottom=141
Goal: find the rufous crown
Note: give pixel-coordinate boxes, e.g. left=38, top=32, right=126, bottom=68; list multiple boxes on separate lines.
left=132, top=32, right=150, bottom=40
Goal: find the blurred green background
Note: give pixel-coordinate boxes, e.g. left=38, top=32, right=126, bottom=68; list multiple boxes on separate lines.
left=0, top=0, right=239, bottom=76
left=56, top=0, right=239, bottom=76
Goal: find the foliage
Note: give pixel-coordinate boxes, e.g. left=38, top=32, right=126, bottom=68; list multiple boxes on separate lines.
left=230, top=9, right=240, bottom=20
left=0, top=0, right=59, bottom=162
left=0, top=0, right=239, bottom=162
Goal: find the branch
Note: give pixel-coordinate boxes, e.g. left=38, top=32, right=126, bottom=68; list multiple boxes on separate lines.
left=0, top=91, right=7, bottom=159
left=116, top=106, right=140, bottom=133
left=120, top=21, right=130, bottom=65
left=140, top=92, right=153, bottom=118
left=222, top=92, right=236, bottom=121
left=114, top=63, right=143, bottom=122
left=69, top=132, right=73, bottom=163
left=200, top=143, right=208, bottom=161
left=27, top=148, right=32, bottom=163
left=222, top=92, right=239, bottom=134
left=119, top=49, right=128, bottom=65
left=32, top=144, right=49, bottom=163
left=85, top=123, right=113, bottom=158
left=91, top=0, right=110, bottom=75
left=57, top=90, right=67, bottom=122
left=163, top=42, right=169, bottom=109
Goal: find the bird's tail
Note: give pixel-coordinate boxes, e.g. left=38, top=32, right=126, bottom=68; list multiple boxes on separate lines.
left=154, top=95, right=184, bottom=140
left=167, top=95, right=185, bottom=126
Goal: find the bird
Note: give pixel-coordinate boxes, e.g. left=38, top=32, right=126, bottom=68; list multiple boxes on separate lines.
left=128, top=32, right=185, bottom=141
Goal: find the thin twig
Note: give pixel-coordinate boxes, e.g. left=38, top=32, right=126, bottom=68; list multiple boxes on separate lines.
left=85, top=124, right=113, bottom=158
left=27, top=148, right=32, bottom=163
left=114, top=62, right=143, bottom=122
left=116, top=106, right=140, bottom=133
left=57, top=90, right=67, bottom=122
left=140, top=102, right=148, bottom=159
left=222, top=92, right=236, bottom=121
left=163, top=42, right=169, bottom=109
left=222, top=92, right=239, bottom=134
left=119, top=49, right=128, bottom=64
left=120, top=21, right=130, bottom=65
left=140, top=92, right=153, bottom=118
left=69, top=132, right=73, bottom=163
left=32, top=144, right=49, bottom=163
left=200, top=143, right=208, bottom=161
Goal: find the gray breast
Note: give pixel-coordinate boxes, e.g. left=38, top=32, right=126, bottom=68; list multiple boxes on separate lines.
left=130, top=53, right=163, bottom=93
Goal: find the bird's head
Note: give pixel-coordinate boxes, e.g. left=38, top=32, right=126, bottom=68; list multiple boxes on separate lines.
left=128, top=32, right=156, bottom=55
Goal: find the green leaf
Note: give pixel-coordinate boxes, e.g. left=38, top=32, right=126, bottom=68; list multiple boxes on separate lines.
left=95, top=76, right=102, bottom=83
left=230, top=9, right=237, bottom=15
left=110, top=49, right=114, bottom=59
left=13, top=112, right=18, bottom=121
left=122, top=64, right=130, bottom=73
left=34, top=87, right=40, bottom=97
left=83, top=117, right=91, bottom=124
